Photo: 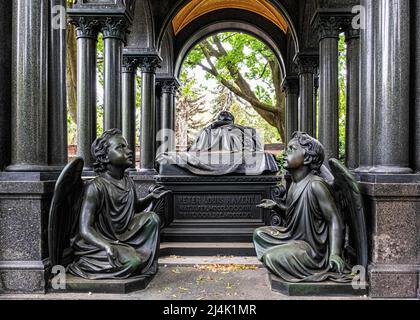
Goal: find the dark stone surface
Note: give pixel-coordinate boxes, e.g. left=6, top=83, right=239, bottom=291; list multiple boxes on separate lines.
left=369, top=265, right=418, bottom=299
left=156, top=174, right=282, bottom=242
left=50, top=274, right=154, bottom=294
left=359, top=180, right=420, bottom=298
left=0, top=0, right=12, bottom=171
left=9, top=0, right=49, bottom=171
left=0, top=180, right=54, bottom=293
left=270, top=274, right=367, bottom=297
left=48, top=0, right=68, bottom=168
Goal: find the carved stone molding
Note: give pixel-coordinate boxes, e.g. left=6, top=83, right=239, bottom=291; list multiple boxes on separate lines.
left=281, top=76, right=299, bottom=95
left=137, top=55, right=163, bottom=74
left=294, top=53, right=319, bottom=75
left=311, top=10, right=354, bottom=41
left=101, top=17, right=130, bottom=43
left=69, top=17, right=100, bottom=40
left=122, top=56, right=139, bottom=73
left=157, top=78, right=181, bottom=95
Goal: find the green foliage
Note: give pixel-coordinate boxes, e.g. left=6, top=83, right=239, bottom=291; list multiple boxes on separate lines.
left=338, top=34, right=347, bottom=163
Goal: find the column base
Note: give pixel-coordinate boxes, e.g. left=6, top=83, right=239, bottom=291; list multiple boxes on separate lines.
left=0, top=261, right=48, bottom=294
left=368, top=166, right=413, bottom=174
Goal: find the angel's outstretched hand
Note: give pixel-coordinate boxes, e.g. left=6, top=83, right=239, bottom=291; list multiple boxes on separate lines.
left=257, top=199, right=278, bottom=210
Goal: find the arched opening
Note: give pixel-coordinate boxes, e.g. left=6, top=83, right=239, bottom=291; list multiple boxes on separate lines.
left=176, top=31, right=286, bottom=158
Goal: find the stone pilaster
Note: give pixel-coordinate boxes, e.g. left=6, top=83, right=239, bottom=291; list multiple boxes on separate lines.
left=281, top=76, right=299, bottom=144
left=293, top=53, right=318, bottom=136
left=137, top=54, right=162, bottom=175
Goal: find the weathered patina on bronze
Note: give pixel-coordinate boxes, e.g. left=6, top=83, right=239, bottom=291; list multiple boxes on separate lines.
left=48, top=129, right=169, bottom=280
left=253, top=132, right=367, bottom=283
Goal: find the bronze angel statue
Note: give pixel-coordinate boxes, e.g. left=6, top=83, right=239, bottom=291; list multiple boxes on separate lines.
left=48, top=129, right=170, bottom=280
left=253, top=132, right=367, bottom=283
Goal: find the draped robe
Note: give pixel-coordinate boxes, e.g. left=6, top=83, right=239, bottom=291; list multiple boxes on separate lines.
left=253, top=174, right=352, bottom=283
left=68, top=175, right=160, bottom=280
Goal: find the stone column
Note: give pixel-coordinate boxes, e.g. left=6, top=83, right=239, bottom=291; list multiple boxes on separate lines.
left=294, top=53, right=318, bottom=136
left=312, top=14, right=341, bottom=161
left=69, top=17, right=100, bottom=170
left=281, top=76, right=299, bottom=144
left=414, top=0, right=420, bottom=173
left=156, top=78, right=179, bottom=154
left=371, top=0, right=411, bottom=174
left=138, top=55, right=162, bottom=175
left=102, top=18, right=129, bottom=131
left=7, top=0, right=49, bottom=171
left=345, top=29, right=360, bottom=170
left=48, top=0, right=67, bottom=168
left=356, top=1, right=376, bottom=173
left=0, top=1, right=12, bottom=171
left=122, top=56, right=138, bottom=169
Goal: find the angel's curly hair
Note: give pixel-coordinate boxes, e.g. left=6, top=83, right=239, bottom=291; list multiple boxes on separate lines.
left=91, top=128, right=122, bottom=173
left=291, top=131, right=325, bottom=174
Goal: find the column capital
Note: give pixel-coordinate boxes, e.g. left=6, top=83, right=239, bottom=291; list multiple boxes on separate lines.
left=281, top=76, right=299, bottom=95
left=122, top=56, right=139, bottom=73
left=101, top=17, right=130, bottom=43
left=136, top=54, right=163, bottom=74
left=68, top=16, right=101, bottom=40
left=156, top=77, right=181, bottom=95
left=311, top=9, right=353, bottom=41
left=294, top=53, right=319, bottom=75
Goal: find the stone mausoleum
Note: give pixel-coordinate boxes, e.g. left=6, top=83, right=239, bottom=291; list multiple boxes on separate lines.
left=0, top=0, right=419, bottom=298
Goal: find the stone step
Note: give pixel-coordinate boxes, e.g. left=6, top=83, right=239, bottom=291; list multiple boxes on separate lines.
left=158, top=255, right=262, bottom=268
left=161, top=227, right=256, bottom=242
left=160, top=242, right=256, bottom=256
left=170, top=219, right=265, bottom=229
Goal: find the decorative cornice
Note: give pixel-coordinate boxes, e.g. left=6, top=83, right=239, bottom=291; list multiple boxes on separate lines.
left=122, top=56, right=139, bottom=73
left=101, top=17, right=130, bottom=43
left=311, top=9, right=354, bottom=41
left=69, top=17, right=100, bottom=40
left=293, top=53, right=319, bottom=75
left=281, top=76, right=299, bottom=95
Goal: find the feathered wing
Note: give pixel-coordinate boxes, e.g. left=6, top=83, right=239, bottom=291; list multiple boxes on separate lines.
left=48, top=158, right=85, bottom=267
left=328, top=159, right=368, bottom=269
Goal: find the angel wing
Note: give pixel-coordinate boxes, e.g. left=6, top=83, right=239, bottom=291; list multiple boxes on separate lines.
left=328, top=159, right=368, bottom=269
left=48, top=158, right=84, bottom=267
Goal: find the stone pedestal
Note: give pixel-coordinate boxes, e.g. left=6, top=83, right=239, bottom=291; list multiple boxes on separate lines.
left=270, top=274, right=367, bottom=297
left=0, top=179, right=55, bottom=293
left=358, top=177, right=420, bottom=298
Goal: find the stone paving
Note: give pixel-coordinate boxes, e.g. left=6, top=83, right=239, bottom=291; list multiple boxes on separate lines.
left=0, top=256, right=369, bottom=300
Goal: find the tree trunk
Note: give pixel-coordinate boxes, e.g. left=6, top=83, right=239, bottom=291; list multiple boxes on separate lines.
left=66, top=24, right=77, bottom=124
